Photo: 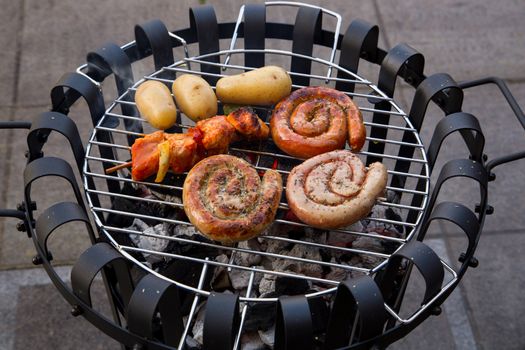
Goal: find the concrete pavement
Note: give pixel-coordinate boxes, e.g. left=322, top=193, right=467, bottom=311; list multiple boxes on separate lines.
left=1, top=0, right=524, bottom=349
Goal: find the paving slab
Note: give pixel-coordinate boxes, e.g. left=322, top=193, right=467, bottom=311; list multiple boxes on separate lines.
left=375, top=0, right=525, bottom=81
left=448, top=230, right=525, bottom=350
left=16, top=0, right=382, bottom=107
left=0, top=0, right=23, bottom=107
left=0, top=266, right=117, bottom=350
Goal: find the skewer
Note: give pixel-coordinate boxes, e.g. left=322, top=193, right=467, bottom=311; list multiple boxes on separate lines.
left=106, top=161, right=132, bottom=174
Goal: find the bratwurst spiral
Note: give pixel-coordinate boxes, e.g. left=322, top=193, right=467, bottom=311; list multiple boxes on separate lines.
left=183, top=155, right=282, bottom=243
left=270, top=86, right=366, bottom=158
left=286, top=150, right=387, bottom=229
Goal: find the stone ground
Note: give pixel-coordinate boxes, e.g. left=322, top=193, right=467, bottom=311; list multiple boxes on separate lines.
left=1, top=0, right=524, bottom=349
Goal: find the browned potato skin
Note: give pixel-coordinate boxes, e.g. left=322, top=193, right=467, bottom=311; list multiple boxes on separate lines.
left=172, top=74, right=218, bottom=122
left=135, top=80, right=178, bottom=130
left=216, top=66, right=292, bottom=106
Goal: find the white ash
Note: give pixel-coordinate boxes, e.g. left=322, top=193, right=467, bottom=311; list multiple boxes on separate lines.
left=272, top=241, right=323, bottom=278
left=361, top=191, right=403, bottom=238
left=210, top=254, right=230, bottom=289
left=229, top=267, right=264, bottom=290
left=191, top=303, right=206, bottom=344
left=325, top=258, right=348, bottom=282
left=128, top=219, right=171, bottom=264
left=258, top=275, right=276, bottom=296
left=184, top=336, right=201, bottom=350
left=258, top=324, right=275, bottom=347
left=174, top=224, right=200, bottom=238
left=216, top=254, right=229, bottom=265
left=327, top=221, right=364, bottom=246
left=149, top=189, right=183, bottom=204
left=241, top=331, right=267, bottom=350
left=263, top=237, right=290, bottom=254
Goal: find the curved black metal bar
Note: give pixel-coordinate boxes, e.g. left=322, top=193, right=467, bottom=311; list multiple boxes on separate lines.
left=367, top=43, right=424, bottom=164
left=426, top=112, right=485, bottom=168
left=419, top=201, right=480, bottom=276
left=336, top=19, right=379, bottom=93
left=406, top=111, right=486, bottom=224
left=23, top=156, right=84, bottom=222
left=325, top=275, right=386, bottom=349
left=424, top=158, right=488, bottom=225
left=378, top=240, right=445, bottom=306
left=26, top=111, right=102, bottom=210
left=34, top=201, right=95, bottom=256
left=71, top=242, right=134, bottom=309
left=127, top=274, right=184, bottom=347
left=189, top=5, right=221, bottom=85
left=243, top=4, right=266, bottom=68
left=27, top=112, right=84, bottom=171
left=135, top=19, right=174, bottom=78
left=275, top=295, right=314, bottom=350
left=290, top=6, right=322, bottom=87
left=203, top=292, right=240, bottom=350
left=50, top=72, right=120, bottom=194
left=87, top=42, right=140, bottom=144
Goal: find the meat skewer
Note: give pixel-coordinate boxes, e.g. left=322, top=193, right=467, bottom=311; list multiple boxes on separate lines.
left=105, top=107, right=269, bottom=182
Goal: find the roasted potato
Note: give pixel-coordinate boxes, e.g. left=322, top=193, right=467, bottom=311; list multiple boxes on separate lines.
left=216, top=66, right=292, bottom=106
left=135, top=80, right=177, bottom=130
left=172, top=74, right=218, bottom=122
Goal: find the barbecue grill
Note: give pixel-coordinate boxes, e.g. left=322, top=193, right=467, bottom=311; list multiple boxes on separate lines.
left=1, top=2, right=524, bottom=349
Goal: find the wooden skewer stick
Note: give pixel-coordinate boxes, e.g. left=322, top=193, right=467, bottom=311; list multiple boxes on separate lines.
left=106, top=161, right=132, bottom=174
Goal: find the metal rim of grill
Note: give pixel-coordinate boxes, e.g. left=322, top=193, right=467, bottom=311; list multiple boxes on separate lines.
left=81, top=44, right=458, bottom=316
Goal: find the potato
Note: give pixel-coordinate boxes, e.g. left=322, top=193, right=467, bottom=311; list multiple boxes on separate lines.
left=172, top=74, right=218, bottom=122
left=135, top=80, right=177, bottom=130
left=216, top=66, right=292, bottom=106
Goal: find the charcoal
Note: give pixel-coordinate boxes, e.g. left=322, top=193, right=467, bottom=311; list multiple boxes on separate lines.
left=352, top=236, right=384, bottom=269
left=258, top=324, right=275, bottom=347
left=185, top=336, right=202, bottom=350
left=129, top=220, right=172, bottom=263
left=385, top=208, right=404, bottom=234
left=244, top=292, right=278, bottom=331
left=234, top=240, right=263, bottom=266
left=264, top=237, right=292, bottom=254
left=327, top=221, right=363, bottom=247
left=229, top=267, right=264, bottom=290
left=229, top=269, right=252, bottom=290
left=361, top=199, right=404, bottom=238
left=325, top=265, right=348, bottom=282
left=386, top=189, right=400, bottom=204
left=273, top=243, right=323, bottom=278
left=304, top=229, right=327, bottom=245
left=210, top=254, right=231, bottom=291
left=241, top=331, right=267, bottom=350
left=258, top=275, right=276, bottom=296
left=191, top=304, right=206, bottom=344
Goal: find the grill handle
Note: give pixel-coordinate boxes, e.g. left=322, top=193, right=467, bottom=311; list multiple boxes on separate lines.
left=458, top=76, right=525, bottom=171
left=0, top=121, right=31, bottom=224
